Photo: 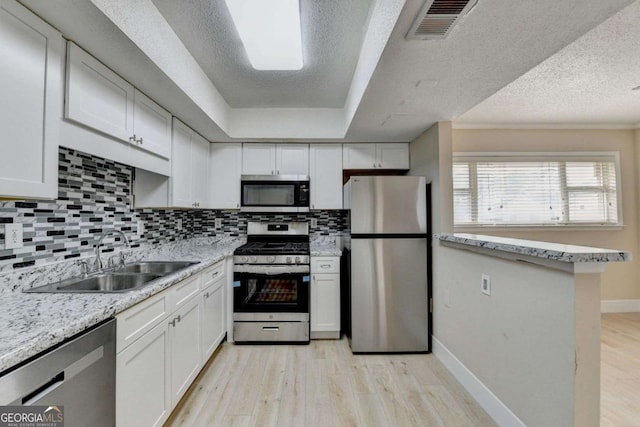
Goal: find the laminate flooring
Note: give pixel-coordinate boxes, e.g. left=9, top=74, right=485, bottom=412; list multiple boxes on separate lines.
left=601, top=312, right=640, bottom=427
left=167, top=313, right=640, bottom=426
left=165, top=337, right=496, bottom=427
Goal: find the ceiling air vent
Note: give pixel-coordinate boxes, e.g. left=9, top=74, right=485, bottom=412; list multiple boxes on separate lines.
left=406, top=0, right=479, bottom=40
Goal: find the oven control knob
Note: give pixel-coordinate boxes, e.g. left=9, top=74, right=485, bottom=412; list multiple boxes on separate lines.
left=295, top=256, right=301, bottom=264
left=239, top=256, right=247, bottom=263
left=250, top=256, right=257, bottom=263
left=268, top=256, right=276, bottom=263
left=286, top=257, right=292, bottom=264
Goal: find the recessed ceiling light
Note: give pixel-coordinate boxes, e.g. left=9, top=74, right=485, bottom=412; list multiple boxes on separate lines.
left=225, top=0, right=303, bottom=71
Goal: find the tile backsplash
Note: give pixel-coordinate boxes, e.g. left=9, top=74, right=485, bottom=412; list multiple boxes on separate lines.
left=0, top=147, right=345, bottom=271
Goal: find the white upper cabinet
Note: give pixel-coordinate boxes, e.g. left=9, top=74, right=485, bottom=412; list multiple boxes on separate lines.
left=132, top=89, right=172, bottom=158
left=276, top=144, right=309, bottom=175
left=343, top=143, right=409, bottom=169
left=242, top=143, right=276, bottom=175
left=66, top=42, right=171, bottom=159
left=342, top=144, right=376, bottom=169
left=242, top=143, right=309, bottom=175
left=210, top=143, right=242, bottom=209
left=66, top=41, right=134, bottom=141
left=376, top=143, right=410, bottom=169
left=309, top=145, right=342, bottom=209
left=0, top=0, right=63, bottom=199
left=170, top=119, right=209, bottom=209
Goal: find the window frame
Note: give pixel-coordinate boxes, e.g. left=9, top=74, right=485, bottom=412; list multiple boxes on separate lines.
left=452, top=152, right=623, bottom=230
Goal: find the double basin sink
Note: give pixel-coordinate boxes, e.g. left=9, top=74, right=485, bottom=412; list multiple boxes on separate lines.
left=24, top=261, right=197, bottom=293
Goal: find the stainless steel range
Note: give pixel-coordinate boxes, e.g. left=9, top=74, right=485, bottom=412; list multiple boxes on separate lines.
left=233, top=222, right=310, bottom=343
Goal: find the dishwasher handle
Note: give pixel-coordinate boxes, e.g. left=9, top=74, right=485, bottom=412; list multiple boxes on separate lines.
left=21, top=372, right=65, bottom=405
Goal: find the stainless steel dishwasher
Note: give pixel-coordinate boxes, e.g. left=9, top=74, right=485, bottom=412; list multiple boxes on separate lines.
left=0, top=318, right=116, bottom=426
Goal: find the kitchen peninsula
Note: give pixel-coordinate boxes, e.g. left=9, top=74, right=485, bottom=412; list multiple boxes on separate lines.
left=434, top=233, right=630, bottom=427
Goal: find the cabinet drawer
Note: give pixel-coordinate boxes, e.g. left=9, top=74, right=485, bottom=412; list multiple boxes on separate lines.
left=201, top=261, right=225, bottom=290
left=116, top=291, right=171, bottom=353
left=171, top=275, right=200, bottom=310
left=311, top=257, right=339, bottom=274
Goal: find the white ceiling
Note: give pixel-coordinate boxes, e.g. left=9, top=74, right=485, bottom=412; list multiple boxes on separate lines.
left=455, top=0, right=640, bottom=128
left=18, top=0, right=637, bottom=141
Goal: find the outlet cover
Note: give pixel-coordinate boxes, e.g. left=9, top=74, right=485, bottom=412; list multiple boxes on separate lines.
left=5, top=223, right=23, bottom=249
left=481, top=274, right=491, bottom=296
left=177, top=219, right=183, bottom=231
left=310, top=218, right=318, bottom=228
left=215, top=218, right=222, bottom=229
left=137, top=220, right=145, bottom=237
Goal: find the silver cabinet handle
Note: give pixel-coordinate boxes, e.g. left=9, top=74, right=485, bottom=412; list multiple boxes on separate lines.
left=236, top=203, right=239, bottom=208
left=137, top=137, right=144, bottom=145
left=271, top=170, right=274, bottom=175
left=129, top=134, right=136, bottom=142
left=211, top=271, right=219, bottom=278
left=204, top=292, right=210, bottom=298
left=378, top=163, right=382, bottom=167
left=176, top=314, right=181, bottom=323
left=169, top=318, right=176, bottom=327
left=373, top=163, right=376, bottom=168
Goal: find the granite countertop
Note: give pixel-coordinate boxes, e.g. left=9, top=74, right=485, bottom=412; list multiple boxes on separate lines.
left=0, top=237, right=245, bottom=373
left=310, top=235, right=342, bottom=257
left=436, top=233, right=631, bottom=263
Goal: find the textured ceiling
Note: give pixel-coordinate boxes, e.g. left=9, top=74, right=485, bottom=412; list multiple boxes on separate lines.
left=152, top=0, right=373, bottom=108
left=17, top=0, right=637, bottom=141
left=455, top=0, right=640, bottom=127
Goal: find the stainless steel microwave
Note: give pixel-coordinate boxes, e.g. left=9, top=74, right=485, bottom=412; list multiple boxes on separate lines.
left=240, top=175, right=310, bottom=212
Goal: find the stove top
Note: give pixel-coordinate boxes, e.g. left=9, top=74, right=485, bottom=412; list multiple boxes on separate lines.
left=235, top=241, right=310, bottom=256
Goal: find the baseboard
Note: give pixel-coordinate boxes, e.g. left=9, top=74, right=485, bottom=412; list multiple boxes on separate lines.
left=432, top=337, right=525, bottom=427
left=601, top=299, right=640, bottom=313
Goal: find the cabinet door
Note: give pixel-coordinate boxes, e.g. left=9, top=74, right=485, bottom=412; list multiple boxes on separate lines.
left=201, top=279, right=225, bottom=361
left=242, top=143, right=276, bottom=175
left=117, top=320, right=171, bottom=427
left=276, top=144, right=309, bottom=175
left=170, top=296, right=202, bottom=405
left=133, top=89, right=171, bottom=159
left=311, top=274, right=341, bottom=333
left=376, top=143, right=409, bottom=169
left=309, top=145, right=342, bottom=209
left=66, top=41, right=135, bottom=142
left=210, top=143, right=242, bottom=209
left=171, top=119, right=193, bottom=208
left=342, top=144, right=376, bottom=169
left=0, top=0, right=62, bottom=199
left=191, top=132, right=210, bottom=208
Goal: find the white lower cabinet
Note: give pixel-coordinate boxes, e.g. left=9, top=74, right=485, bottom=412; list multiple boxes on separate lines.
left=116, top=259, right=227, bottom=426
left=170, top=296, right=202, bottom=404
left=116, top=320, right=171, bottom=427
left=310, top=257, right=341, bottom=339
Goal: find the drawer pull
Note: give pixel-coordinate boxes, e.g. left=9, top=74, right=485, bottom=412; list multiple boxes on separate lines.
left=262, top=326, right=279, bottom=331
left=211, top=271, right=219, bottom=278
left=204, top=292, right=210, bottom=298
left=320, top=264, right=331, bottom=268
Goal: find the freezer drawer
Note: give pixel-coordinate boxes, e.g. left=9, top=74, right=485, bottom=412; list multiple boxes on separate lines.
left=350, top=238, right=428, bottom=352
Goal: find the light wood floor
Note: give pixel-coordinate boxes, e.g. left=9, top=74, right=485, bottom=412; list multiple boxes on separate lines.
left=601, top=312, right=640, bottom=427
left=165, top=337, right=496, bottom=427
left=166, top=313, right=640, bottom=426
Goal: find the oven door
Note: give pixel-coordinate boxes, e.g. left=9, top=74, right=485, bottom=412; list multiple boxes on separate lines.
left=233, top=268, right=310, bottom=315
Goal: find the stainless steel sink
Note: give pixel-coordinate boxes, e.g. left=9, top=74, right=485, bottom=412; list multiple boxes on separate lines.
left=23, top=261, right=198, bottom=293
left=25, top=273, right=162, bottom=293
left=117, top=261, right=197, bottom=275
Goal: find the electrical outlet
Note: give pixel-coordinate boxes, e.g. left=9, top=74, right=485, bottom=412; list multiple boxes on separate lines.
left=177, top=219, right=183, bottom=231
left=215, top=218, right=223, bottom=229
left=310, top=218, right=318, bottom=228
left=4, top=223, right=23, bottom=249
left=137, top=220, right=145, bottom=237
left=481, top=274, right=491, bottom=296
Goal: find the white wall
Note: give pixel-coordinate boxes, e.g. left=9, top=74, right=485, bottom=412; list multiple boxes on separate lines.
left=434, top=244, right=601, bottom=426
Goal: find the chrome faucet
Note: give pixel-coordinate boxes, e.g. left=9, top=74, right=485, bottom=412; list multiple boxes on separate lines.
left=94, top=230, right=131, bottom=271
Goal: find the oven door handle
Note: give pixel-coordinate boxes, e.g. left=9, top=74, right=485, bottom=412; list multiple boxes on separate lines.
left=233, top=265, right=310, bottom=274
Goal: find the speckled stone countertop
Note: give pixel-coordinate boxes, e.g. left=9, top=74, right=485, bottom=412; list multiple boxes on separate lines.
left=310, top=235, right=342, bottom=257
left=0, top=237, right=245, bottom=373
left=436, top=233, right=631, bottom=263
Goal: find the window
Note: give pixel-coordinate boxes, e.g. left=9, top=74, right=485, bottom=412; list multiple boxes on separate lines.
left=453, top=153, right=620, bottom=227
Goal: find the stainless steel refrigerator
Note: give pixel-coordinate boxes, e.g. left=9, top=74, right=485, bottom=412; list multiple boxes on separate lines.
left=344, top=176, right=430, bottom=353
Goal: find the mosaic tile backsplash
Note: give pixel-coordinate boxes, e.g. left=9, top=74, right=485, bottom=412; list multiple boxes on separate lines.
left=0, top=147, right=346, bottom=271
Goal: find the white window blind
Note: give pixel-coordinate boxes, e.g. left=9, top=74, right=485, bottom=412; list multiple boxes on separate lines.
left=453, top=154, right=620, bottom=226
